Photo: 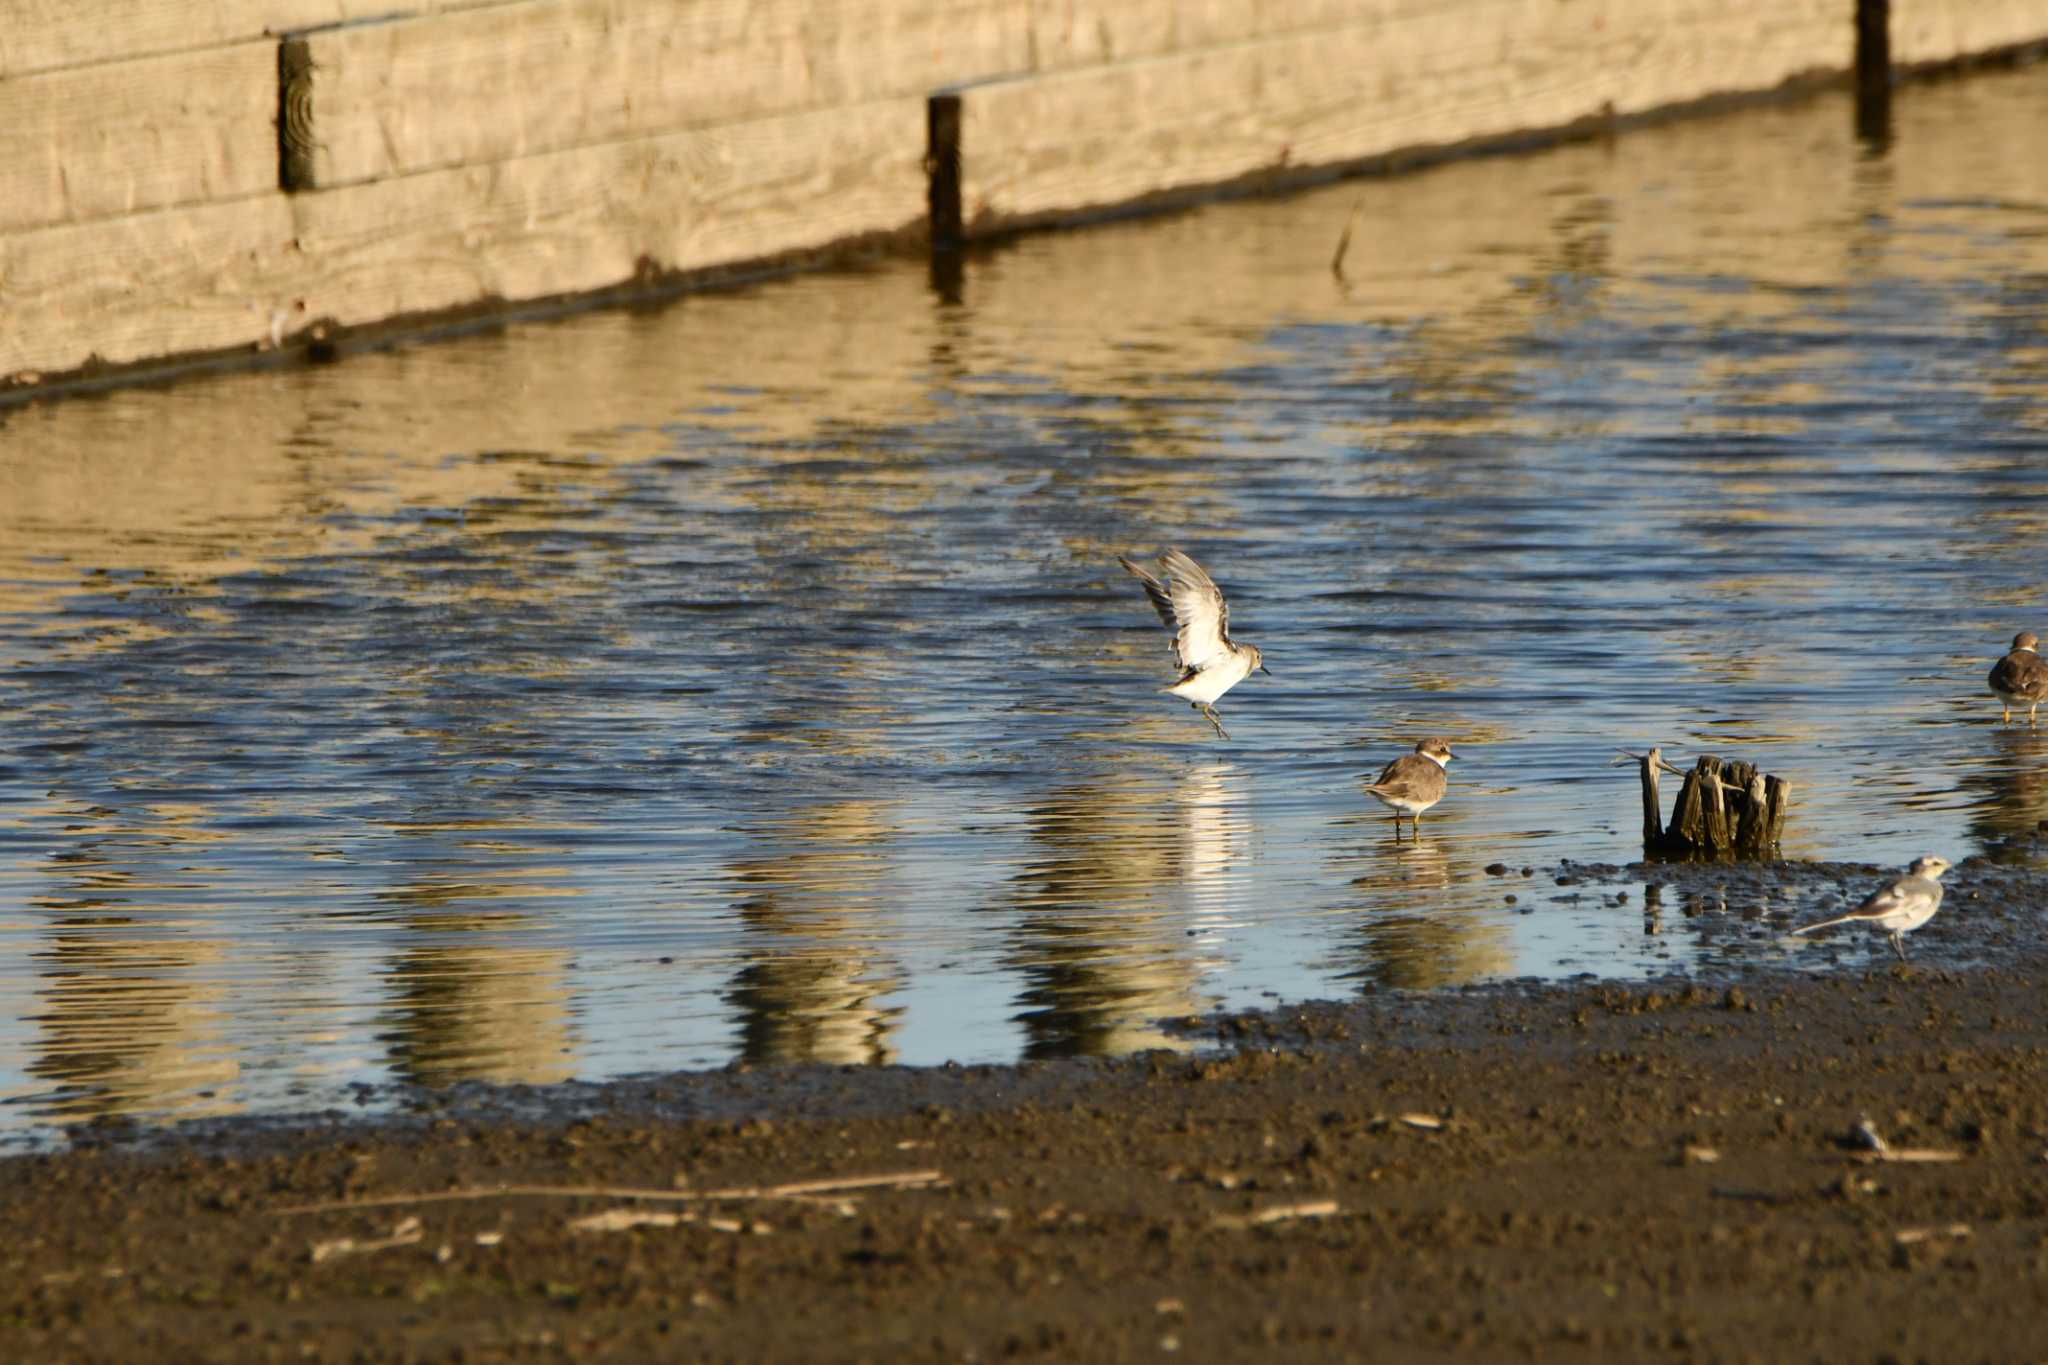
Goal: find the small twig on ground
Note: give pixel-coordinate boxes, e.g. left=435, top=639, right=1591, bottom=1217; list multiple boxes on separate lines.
left=309, top=1216, right=422, bottom=1264
left=1849, top=1148, right=1961, bottom=1164
left=1214, top=1199, right=1339, bottom=1230
left=273, top=1169, right=944, bottom=1217
left=569, top=1208, right=772, bottom=1235
left=1894, top=1223, right=1971, bottom=1246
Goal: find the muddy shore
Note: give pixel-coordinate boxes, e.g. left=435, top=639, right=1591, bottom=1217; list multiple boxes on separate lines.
left=5, top=859, right=2046, bottom=1363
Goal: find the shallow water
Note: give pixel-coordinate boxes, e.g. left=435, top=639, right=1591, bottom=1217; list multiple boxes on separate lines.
left=5, top=67, right=2048, bottom=1136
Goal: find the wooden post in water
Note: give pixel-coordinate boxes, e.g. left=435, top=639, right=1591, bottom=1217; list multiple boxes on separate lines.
left=1854, top=0, right=1893, bottom=146
left=1633, top=748, right=1669, bottom=848
left=927, top=92, right=964, bottom=251
left=1624, top=748, right=1789, bottom=859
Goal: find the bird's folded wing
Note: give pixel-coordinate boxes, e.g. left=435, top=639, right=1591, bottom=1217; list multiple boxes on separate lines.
left=1849, top=880, right=1912, bottom=918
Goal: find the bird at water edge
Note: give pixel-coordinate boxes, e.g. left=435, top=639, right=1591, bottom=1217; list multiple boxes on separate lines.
left=1362, top=738, right=1457, bottom=833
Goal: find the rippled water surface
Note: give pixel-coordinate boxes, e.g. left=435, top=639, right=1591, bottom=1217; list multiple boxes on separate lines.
left=6, top=69, right=2048, bottom=1136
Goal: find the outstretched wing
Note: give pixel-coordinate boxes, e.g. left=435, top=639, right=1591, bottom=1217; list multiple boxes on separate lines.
left=1119, top=557, right=1179, bottom=640
left=1120, top=549, right=1232, bottom=671
left=1155, top=549, right=1231, bottom=670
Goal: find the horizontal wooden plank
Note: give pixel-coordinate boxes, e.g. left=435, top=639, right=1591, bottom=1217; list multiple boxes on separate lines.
left=1893, top=0, right=2048, bottom=65
left=0, top=197, right=298, bottom=378
left=1, top=95, right=927, bottom=378
left=958, top=0, right=1849, bottom=232
left=302, top=0, right=1026, bottom=189
left=0, top=42, right=279, bottom=232
left=0, top=0, right=516, bottom=78
left=297, top=0, right=1413, bottom=189
left=1022, top=0, right=1429, bottom=70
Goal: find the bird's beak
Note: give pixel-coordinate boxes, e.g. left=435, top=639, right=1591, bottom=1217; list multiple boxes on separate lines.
left=1259, top=663, right=1272, bottom=675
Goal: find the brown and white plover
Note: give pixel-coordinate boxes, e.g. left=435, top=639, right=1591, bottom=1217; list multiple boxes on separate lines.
left=1361, top=738, right=1456, bottom=831
left=1989, top=632, right=2048, bottom=725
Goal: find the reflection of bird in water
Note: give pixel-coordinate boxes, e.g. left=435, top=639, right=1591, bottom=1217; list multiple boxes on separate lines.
left=1361, top=738, right=1456, bottom=833
left=1118, top=549, right=1269, bottom=739
left=1792, top=856, right=1950, bottom=962
left=1337, top=822, right=1510, bottom=989
left=1961, top=725, right=2048, bottom=846
left=1988, top=632, right=2048, bottom=725
left=1348, top=829, right=1454, bottom=895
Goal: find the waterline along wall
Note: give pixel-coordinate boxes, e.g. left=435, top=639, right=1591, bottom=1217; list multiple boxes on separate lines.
left=3, top=0, right=2043, bottom=395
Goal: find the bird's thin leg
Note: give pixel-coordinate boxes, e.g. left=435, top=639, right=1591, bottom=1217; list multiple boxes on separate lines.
left=2031, top=700, right=2040, bottom=727
left=2003, top=703, right=2013, bottom=725
left=1890, top=933, right=1908, bottom=963
left=1199, top=705, right=1230, bottom=741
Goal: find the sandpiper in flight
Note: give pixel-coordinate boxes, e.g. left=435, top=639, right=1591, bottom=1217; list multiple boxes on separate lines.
left=1988, top=632, right=2048, bottom=725
left=1118, top=548, right=1269, bottom=740
left=1362, top=738, right=1456, bottom=832
left=1790, top=855, right=1950, bottom=962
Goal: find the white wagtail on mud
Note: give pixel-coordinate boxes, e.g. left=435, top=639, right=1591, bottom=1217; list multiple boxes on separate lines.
left=1118, top=549, right=1268, bottom=740
left=1791, top=856, right=1950, bottom=962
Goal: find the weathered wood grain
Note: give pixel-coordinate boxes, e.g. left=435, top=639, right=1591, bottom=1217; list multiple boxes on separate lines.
left=1021, top=0, right=1397, bottom=69
left=0, top=197, right=299, bottom=378
left=958, top=0, right=1850, bottom=231
left=2, top=95, right=927, bottom=378
left=1894, top=0, right=2048, bottom=64
left=0, top=42, right=279, bottom=232
left=294, top=0, right=1420, bottom=189
left=300, top=0, right=1027, bottom=189
left=0, top=0, right=516, bottom=77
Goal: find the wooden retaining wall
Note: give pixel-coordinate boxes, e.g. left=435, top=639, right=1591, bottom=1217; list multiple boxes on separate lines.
left=3, top=0, right=2044, bottom=393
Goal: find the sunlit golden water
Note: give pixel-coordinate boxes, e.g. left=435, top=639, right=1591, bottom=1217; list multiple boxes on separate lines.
left=4, top=67, right=2048, bottom=1135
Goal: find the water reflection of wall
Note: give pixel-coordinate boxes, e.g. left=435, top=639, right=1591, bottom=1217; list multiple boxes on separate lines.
left=374, top=864, right=578, bottom=1088
left=722, top=800, right=905, bottom=1067
left=18, top=799, right=240, bottom=1125
left=1005, top=755, right=1244, bottom=1058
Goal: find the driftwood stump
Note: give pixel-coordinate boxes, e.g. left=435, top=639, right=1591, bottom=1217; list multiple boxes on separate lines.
left=1623, top=748, right=1789, bottom=859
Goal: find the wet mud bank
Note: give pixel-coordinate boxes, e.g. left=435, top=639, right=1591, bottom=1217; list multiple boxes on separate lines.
left=5, top=860, right=2046, bottom=1362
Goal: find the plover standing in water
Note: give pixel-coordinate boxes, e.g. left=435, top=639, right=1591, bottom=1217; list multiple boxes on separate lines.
left=1362, top=738, right=1456, bottom=831
left=1117, top=549, right=1269, bottom=740
left=1791, top=856, right=1950, bottom=962
left=1988, top=632, right=2048, bottom=725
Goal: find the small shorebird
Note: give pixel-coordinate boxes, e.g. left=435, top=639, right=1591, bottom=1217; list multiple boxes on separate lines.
left=1790, top=855, right=1950, bottom=962
left=1988, top=632, right=2048, bottom=725
left=1118, top=548, right=1268, bottom=740
left=1362, top=738, right=1456, bottom=831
